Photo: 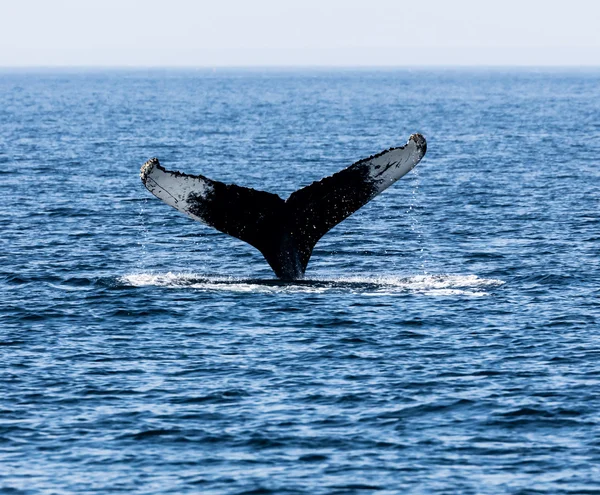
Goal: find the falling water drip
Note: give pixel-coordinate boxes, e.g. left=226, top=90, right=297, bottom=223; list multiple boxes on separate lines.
left=407, top=166, right=428, bottom=275
left=136, top=197, right=149, bottom=272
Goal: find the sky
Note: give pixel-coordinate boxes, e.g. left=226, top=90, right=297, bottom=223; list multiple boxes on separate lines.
left=1, top=0, right=599, bottom=67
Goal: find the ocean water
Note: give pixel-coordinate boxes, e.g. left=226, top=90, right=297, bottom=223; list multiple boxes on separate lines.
left=1, top=69, right=599, bottom=494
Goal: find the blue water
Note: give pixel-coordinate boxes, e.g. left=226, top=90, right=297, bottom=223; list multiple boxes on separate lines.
left=1, top=69, right=600, bottom=494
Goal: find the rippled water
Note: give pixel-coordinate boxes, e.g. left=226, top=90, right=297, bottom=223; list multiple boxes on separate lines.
left=1, top=69, right=600, bottom=494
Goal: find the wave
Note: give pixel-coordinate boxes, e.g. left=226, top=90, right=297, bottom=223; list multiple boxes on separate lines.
left=118, top=272, right=504, bottom=297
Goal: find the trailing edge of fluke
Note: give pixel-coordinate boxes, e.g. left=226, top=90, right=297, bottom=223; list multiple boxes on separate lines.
left=140, top=133, right=427, bottom=280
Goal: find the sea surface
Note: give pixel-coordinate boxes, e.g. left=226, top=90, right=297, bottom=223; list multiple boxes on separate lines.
left=1, top=68, right=599, bottom=494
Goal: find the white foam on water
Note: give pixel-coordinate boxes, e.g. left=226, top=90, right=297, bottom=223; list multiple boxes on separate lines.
left=120, top=272, right=504, bottom=297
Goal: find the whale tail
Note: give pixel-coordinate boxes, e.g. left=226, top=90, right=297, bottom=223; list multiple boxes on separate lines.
left=140, top=133, right=427, bottom=280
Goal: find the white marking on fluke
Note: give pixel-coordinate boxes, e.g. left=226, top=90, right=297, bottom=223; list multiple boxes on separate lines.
left=366, top=134, right=425, bottom=192
left=141, top=158, right=214, bottom=224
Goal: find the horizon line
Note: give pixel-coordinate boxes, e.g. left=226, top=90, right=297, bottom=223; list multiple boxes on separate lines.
left=2, top=64, right=600, bottom=70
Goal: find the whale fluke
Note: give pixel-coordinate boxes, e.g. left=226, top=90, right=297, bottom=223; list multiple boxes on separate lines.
left=140, top=133, right=427, bottom=280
